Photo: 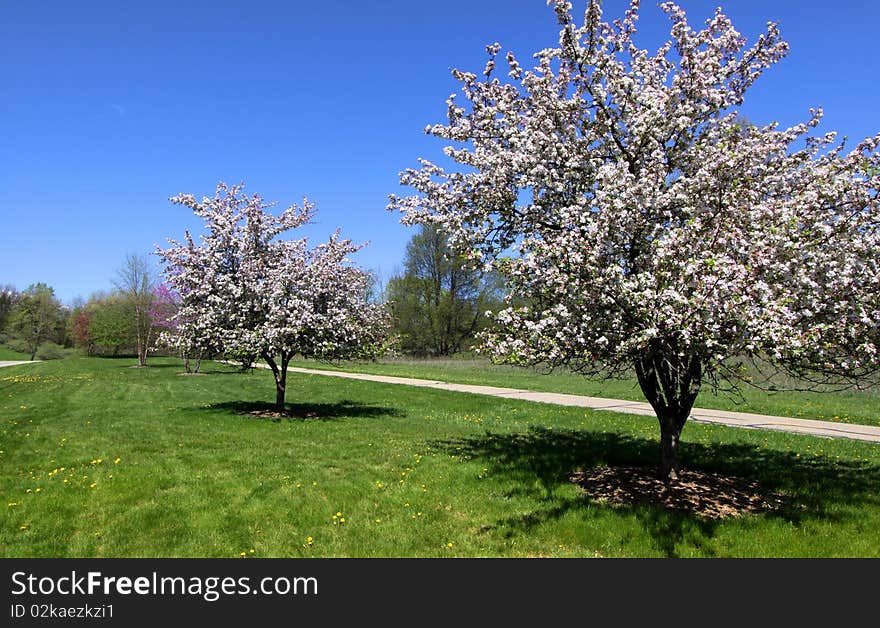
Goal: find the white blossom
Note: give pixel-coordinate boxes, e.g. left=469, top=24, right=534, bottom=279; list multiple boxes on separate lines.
left=158, top=182, right=389, bottom=409
left=389, top=1, right=880, bottom=479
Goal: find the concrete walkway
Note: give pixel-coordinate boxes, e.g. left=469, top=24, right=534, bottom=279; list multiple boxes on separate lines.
left=0, top=361, right=36, bottom=368
left=281, top=365, right=880, bottom=444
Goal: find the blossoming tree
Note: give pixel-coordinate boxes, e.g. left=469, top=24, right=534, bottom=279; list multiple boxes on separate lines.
left=158, top=182, right=389, bottom=411
left=149, top=283, right=205, bottom=373
left=389, top=0, right=880, bottom=481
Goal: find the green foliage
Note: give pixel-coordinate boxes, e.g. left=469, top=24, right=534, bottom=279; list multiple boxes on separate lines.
left=87, top=293, right=136, bottom=356
left=386, top=225, right=504, bottom=356
left=5, top=337, right=35, bottom=355
left=0, top=285, right=19, bottom=333
left=8, top=283, right=65, bottom=360
left=224, top=348, right=257, bottom=372
left=35, top=342, right=68, bottom=360
left=0, top=346, right=31, bottom=360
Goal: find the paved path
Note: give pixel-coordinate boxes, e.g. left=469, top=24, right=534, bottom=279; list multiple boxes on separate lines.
left=280, top=365, right=880, bottom=444
left=4, top=358, right=876, bottom=442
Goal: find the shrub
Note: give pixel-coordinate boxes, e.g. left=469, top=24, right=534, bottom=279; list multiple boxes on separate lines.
left=36, top=342, right=66, bottom=360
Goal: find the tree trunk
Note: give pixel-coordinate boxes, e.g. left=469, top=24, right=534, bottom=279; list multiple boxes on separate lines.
left=263, top=352, right=291, bottom=413
left=275, top=382, right=285, bottom=411
left=135, top=302, right=147, bottom=367
left=634, top=351, right=702, bottom=483
left=659, top=417, right=685, bottom=482
left=139, top=320, right=152, bottom=367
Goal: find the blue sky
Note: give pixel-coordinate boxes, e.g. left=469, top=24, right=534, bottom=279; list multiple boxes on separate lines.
left=2, top=0, right=878, bottom=305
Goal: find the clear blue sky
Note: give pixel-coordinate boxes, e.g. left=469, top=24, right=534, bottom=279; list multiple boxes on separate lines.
left=2, top=0, right=877, bottom=305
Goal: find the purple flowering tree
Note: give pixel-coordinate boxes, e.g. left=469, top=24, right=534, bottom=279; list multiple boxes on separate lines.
left=148, top=284, right=179, bottom=334
left=149, top=283, right=206, bottom=373
left=389, top=0, right=880, bottom=481
left=157, top=182, right=389, bottom=411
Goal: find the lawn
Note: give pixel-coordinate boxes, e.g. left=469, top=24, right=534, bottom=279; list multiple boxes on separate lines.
left=289, top=356, right=880, bottom=427
left=2, top=356, right=879, bottom=557
left=0, top=346, right=32, bottom=361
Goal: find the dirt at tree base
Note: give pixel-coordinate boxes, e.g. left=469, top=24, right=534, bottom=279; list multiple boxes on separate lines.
left=570, top=465, right=786, bottom=520
left=240, top=409, right=319, bottom=419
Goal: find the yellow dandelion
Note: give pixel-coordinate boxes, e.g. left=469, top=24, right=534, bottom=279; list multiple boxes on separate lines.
left=249, top=549, right=255, bottom=554
left=34, top=488, right=41, bottom=493
left=89, top=483, right=97, bottom=489
left=240, top=552, right=246, bottom=557
left=114, top=458, right=121, bottom=464
left=446, top=542, right=454, bottom=548
left=375, top=518, right=381, bottom=523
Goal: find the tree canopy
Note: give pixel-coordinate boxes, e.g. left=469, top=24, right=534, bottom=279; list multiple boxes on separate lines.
left=158, top=182, right=389, bottom=411
left=389, top=0, right=880, bottom=480
left=387, top=224, right=503, bottom=356
left=113, top=253, right=156, bottom=367
left=9, top=283, right=65, bottom=361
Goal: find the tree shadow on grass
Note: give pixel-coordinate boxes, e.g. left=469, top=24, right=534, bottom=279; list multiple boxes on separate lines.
left=190, top=368, right=249, bottom=376
left=113, top=361, right=204, bottom=371
left=201, top=399, right=405, bottom=422
left=430, top=426, right=880, bottom=557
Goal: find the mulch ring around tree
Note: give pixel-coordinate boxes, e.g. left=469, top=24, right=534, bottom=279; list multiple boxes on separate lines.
left=570, top=465, right=786, bottom=520
left=239, top=409, right=320, bottom=419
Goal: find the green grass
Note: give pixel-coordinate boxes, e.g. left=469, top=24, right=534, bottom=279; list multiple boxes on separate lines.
left=2, top=356, right=879, bottom=557
left=0, top=346, right=32, bottom=361
left=289, top=357, right=880, bottom=427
